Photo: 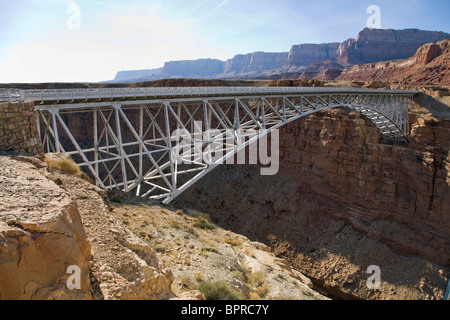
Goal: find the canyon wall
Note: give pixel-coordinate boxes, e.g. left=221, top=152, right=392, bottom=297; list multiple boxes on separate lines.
left=109, top=28, right=450, bottom=83
left=337, top=28, right=450, bottom=66
left=173, top=96, right=450, bottom=299
left=175, top=105, right=450, bottom=266
left=337, top=39, right=450, bottom=85
left=223, top=52, right=289, bottom=76
left=286, top=43, right=340, bottom=67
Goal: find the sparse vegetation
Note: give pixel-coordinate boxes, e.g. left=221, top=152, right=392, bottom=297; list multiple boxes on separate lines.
left=202, top=247, right=220, bottom=254
left=248, top=270, right=267, bottom=286
left=197, top=281, right=245, bottom=300
left=106, top=199, right=326, bottom=300
left=44, top=157, right=81, bottom=176
left=168, top=220, right=181, bottom=229
left=193, top=218, right=216, bottom=230
left=224, top=236, right=241, bottom=246
left=247, top=270, right=270, bottom=298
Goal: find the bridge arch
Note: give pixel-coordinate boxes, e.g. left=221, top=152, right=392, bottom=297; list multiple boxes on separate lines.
left=161, top=102, right=409, bottom=204
left=20, top=87, right=417, bottom=203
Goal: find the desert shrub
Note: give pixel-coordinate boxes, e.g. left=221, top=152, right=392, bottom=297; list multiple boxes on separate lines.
left=201, top=247, right=219, bottom=254
left=193, top=218, right=216, bottom=231
left=197, top=281, right=245, bottom=300
left=45, top=157, right=81, bottom=176
left=247, top=270, right=267, bottom=287
left=224, top=236, right=241, bottom=247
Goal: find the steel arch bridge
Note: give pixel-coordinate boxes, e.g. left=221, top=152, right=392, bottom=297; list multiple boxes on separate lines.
left=1, top=87, right=417, bottom=204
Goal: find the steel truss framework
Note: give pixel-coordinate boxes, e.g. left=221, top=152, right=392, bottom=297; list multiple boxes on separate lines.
left=32, top=87, right=416, bottom=204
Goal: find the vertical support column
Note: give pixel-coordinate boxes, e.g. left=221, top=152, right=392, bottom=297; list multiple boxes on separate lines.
left=260, top=98, right=266, bottom=129
left=93, top=109, right=99, bottom=187
left=35, top=112, right=42, bottom=149
left=51, top=109, right=61, bottom=153
left=234, top=99, right=240, bottom=129
left=164, top=102, right=177, bottom=190
left=138, top=105, right=144, bottom=196
left=113, top=103, right=128, bottom=193
left=203, top=100, right=212, bottom=164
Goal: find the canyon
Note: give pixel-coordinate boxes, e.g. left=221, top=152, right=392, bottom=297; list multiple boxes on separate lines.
left=0, top=82, right=449, bottom=300
left=173, top=88, right=450, bottom=300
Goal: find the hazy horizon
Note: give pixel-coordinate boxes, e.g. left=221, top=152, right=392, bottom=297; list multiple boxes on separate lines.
left=1, top=0, right=449, bottom=83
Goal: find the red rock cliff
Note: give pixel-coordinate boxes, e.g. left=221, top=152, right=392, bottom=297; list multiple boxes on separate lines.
left=337, top=28, right=450, bottom=66
left=337, top=39, right=450, bottom=85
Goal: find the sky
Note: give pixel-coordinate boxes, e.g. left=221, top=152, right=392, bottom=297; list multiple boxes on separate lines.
left=0, top=0, right=449, bottom=83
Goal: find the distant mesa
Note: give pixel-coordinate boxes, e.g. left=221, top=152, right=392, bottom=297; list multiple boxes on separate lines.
left=112, top=68, right=163, bottom=83
left=106, top=28, right=450, bottom=84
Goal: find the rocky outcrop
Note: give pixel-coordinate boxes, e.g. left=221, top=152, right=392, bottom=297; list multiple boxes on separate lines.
left=47, top=160, right=175, bottom=300
left=223, top=52, right=288, bottom=76
left=0, top=156, right=91, bottom=300
left=337, top=28, right=450, bottom=66
left=286, top=43, right=340, bottom=67
left=0, top=155, right=175, bottom=300
left=337, top=39, right=450, bottom=85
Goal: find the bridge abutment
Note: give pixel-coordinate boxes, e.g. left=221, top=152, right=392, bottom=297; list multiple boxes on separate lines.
left=0, top=101, right=43, bottom=155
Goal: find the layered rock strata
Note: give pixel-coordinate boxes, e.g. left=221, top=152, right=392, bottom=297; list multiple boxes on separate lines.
left=173, top=101, right=450, bottom=299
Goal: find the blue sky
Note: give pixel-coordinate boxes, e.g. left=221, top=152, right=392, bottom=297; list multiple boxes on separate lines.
left=0, top=0, right=449, bottom=83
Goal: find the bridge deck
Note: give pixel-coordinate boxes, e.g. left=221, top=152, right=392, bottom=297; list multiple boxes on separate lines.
left=1, top=87, right=418, bottom=106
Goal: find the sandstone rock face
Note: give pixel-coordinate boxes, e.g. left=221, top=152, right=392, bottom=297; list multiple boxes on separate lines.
left=337, top=39, right=450, bottom=85
left=178, top=108, right=450, bottom=266
left=51, top=168, right=175, bottom=300
left=286, top=43, right=340, bottom=67
left=0, top=155, right=175, bottom=300
left=223, top=52, right=289, bottom=75
left=337, top=28, right=450, bottom=65
left=0, top=156, right=91, bottom=300
left=173, top=105, right=450, bottom=299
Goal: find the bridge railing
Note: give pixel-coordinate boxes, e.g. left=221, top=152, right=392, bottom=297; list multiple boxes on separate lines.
left=0, top=89, right=24, bottom=103
left=1, top=87, right=419, bottom=104
left=24, top=86, right=313, bottom=102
